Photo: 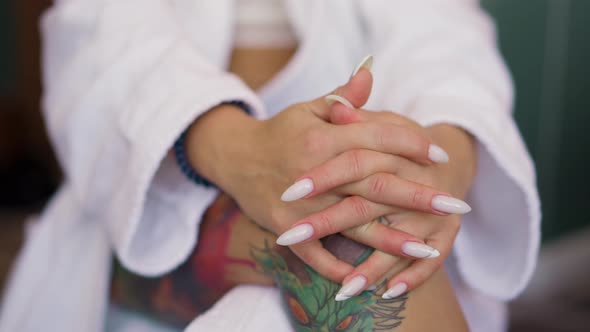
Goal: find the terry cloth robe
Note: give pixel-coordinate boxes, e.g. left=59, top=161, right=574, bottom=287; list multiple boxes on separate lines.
left=0, top=1, right=540, bottom=331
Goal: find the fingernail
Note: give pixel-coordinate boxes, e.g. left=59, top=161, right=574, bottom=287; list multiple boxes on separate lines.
left=367, top=284, right=377, bottom=291
left=335, top=275, right=367, bottom=301
left=382, top=282, right=408, bottom=299
left=428, top=144, right=449, bottom=163
left=325, top=94, right=354, bottom=109
left=281, top=179, right=314, bottom=202
left=276, top=224, right=314, bottom=246
left=350, top=55, right=374, bottom=79
left=432, top=196, right=472, bottom=214
left=402, top=242, right=440, bottom=259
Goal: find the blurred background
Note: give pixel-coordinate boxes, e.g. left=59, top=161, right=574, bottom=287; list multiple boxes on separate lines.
left=0, top=1, right=588, bottom=331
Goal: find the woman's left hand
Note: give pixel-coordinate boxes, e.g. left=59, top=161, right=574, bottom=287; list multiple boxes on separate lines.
left=279, top=103, right=478, bottom=300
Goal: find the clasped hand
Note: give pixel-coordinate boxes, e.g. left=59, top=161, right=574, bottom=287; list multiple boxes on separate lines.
left=189, top=56, right=474, bottom=301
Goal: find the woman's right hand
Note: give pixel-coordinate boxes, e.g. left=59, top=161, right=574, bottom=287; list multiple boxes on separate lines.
left=184, top=61, right=460, bottom=280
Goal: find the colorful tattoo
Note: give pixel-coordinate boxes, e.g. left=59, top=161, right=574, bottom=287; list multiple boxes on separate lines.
left=252, top=238, right=407, bottom=331
left=110, top=194, right=251, bottom=327
left=110, top=194, right=408, bottom=330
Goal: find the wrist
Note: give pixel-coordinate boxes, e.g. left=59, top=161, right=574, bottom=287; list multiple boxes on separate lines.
left=185, top=103, right=262, bottom=192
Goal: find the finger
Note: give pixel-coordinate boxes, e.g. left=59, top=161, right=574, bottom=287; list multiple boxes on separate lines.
left=308, top=56, right=374, bottom=119
left=344, top=172, right=471, bottom=215
left=289, top=240, right=354, bottom=282
left=327, top=102, right=449, bottom=164
left=358, top=109, right=423, bottom=129
left=381, top=233, right=456, bottom=299
left=342, top=221, right=440, bottom=260
left=330, top=103, right=422, bottom=132
left=336, top=215, right=454, bottom=301
left=334, top=121, right=447, bottom=165
left=338, top=61, right=374, bottom=108
left=277, top=196, right=420, bottom=246
left=297, top=149, right=408, bottom=198
left=333, top=250, right=398, bottom=301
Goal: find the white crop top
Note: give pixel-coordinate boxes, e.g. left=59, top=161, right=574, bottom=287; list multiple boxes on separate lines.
left=234, top=0, right=298, bottom=48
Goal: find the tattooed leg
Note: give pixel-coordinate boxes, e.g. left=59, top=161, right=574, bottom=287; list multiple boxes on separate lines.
left=110, top=194, right=467, bottom=331
left=110, top=194, right=274, bottom=326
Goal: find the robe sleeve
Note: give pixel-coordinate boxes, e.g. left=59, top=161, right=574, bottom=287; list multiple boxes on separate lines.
left=359, top=0, right=541, bottom=300
left=41, top=0, right=266, bottom=276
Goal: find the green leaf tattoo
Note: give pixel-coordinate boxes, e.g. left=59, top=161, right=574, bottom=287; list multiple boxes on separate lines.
left=251, top=239, right=407, bottom=331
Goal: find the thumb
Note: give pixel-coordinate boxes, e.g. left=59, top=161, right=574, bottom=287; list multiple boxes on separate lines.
left=336, top=55, right=374, bottom=108
left=308, top=55, right=374, bottom=120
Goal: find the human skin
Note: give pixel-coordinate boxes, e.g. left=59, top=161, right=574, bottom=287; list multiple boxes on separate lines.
left=111, top=193, right=468, bottom=331
left=184, top=50, right=477, bottom=295
left=111, top=48, right=475, bottom=331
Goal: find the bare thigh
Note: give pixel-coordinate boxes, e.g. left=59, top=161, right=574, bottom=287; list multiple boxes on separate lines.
left=110, top=194, right=467, bottom=331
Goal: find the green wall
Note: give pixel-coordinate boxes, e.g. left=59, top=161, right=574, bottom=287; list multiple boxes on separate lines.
left=482, top=0, right=590, bottom=241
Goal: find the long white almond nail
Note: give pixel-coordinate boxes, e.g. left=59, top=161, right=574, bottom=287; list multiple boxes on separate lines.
left=432, top=196, right=472, bottom=214
left=325, top=95, right=354, bottom=109
left=281, top=179, right=314, bottom=202
left=276, top=224, right=314, bottom=246
left=382, top=283, right=408, bottom=299
left=351, top=55, right=374, bottom=78
left=402, top=242, right=440, bottom=259
left=428, top=144, right=449, bottom=163
left=335, top=275, right=367, bottom=302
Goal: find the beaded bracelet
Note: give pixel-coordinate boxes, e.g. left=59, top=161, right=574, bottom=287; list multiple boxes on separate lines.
left=174, top=100, right=253, bottom=188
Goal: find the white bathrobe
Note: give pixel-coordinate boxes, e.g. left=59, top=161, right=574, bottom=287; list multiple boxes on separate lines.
left=0, top=0, right=541, bottom=331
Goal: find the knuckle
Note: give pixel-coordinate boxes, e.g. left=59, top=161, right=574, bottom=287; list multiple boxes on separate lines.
left=316, top=212, right=337, bottom=235
left=346, top=150, right=365, bottom=179
left=374, top=125, right=392, bottom=150
left=368, top=174, right=388, bottom=197
left=347, top=196, right=371, bottom=220
left=410, top=186, right=427, bottom=210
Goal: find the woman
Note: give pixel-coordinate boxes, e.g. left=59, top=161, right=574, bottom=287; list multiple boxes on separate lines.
left=0, top=1, right=540, bottom=331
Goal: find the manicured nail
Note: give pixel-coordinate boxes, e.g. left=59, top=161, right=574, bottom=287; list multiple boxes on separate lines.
left=382, top=283, right=408, bottom=299
left=402, top=242, right=440, bottom=259
left=432, top=196, right=472, bottom=214
left=325, top=94, right=354, bottom=109
left=350, top=55, right=374, bottom=78
left=335, top=275, right=367, bottom=301
left=281, top=179, right=314, bottom=202
left=428, top=144, right=449, bottom=163
left=367, top=284, right=377, bottom=291
left=276, top=224, right=314, bottom=246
